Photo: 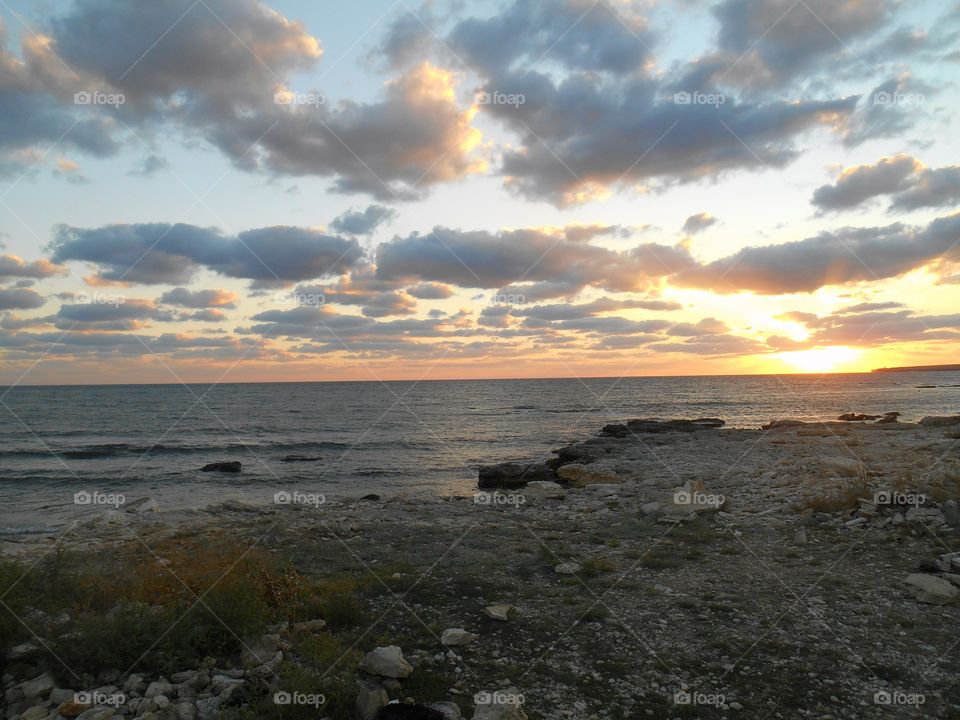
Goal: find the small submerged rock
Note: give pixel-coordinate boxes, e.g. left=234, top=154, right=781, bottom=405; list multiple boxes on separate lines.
left=200, top=461, right=241, bottom=473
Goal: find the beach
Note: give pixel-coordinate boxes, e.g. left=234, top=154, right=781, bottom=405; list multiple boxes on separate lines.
left=4, top=413, right=960, bottom=719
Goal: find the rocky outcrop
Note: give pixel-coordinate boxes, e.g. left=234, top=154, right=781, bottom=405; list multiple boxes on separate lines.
left=477, top=462, right=555, bottom=489
left=920, top=415, right=960, bottom=427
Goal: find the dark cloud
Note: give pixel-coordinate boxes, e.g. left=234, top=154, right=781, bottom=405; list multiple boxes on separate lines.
left=676, top=212, right=960, bottom=294
left=330, top=205, right=398, bottom=235
left=185, top=309, right=227, bottom=322
left=812, top=154, right=922, bottom=211
left=159, top=287, right=238, bottom=308
left=128, top=155, right=166, bottom=177
left=51, top=222, right=363, bottom=285
left=681, top=213, right=717, bottom=235
left=406, top=282, right=455, bottom=300
left=0, top=254, right=66, bottom=280
left=376, top=226, right=695, bottom=294
left=0, top=288, right=45, bottom=310
left=891, top=166, right=960, bottom=211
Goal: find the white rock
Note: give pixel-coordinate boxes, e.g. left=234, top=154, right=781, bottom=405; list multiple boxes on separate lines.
left=362, top=646, right=413, bottom=678
left=554, top=562, right=581, bottom=575
left=429, top=701, right=462, bottom=719
left=20, top=707, right=48, bottom=720
left=472, top=688, right=528, bottom=720
left=196, top=696, right=221, bottom=720
left=21, top=673, right=54, bottom=699
left=523, top=481, right=565, bottom=500
left=356, top=682, right=388, bottom=720
left=145, top=680, right=177, bottom=698
left=484, top=604, right=516, bottom=621
left=441, top=628, right=479, bottom=646
left=905, top=573, right=959, bottom=604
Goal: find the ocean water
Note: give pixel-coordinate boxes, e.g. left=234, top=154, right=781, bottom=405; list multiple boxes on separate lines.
left=1, top=372, right=958, bottom=533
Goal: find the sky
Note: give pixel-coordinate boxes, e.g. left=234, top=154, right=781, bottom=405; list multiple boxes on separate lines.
left=0, top=0, right=958, bottom=385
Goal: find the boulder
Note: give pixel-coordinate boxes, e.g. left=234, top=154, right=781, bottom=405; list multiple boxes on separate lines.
left=427, top=702, right=462, bottom=719
left=522, top=481, right=565, bottom=500
left=905, top=507, right=946, bottom=526
left=905, top=573, right=959, bottom=604
left=478, top=463, right=554, bottom=490
left=356, top=682, right=388, bottom=720
left=196, top=696, right=221, bottom=720
left=556, top=464, right=622, bottom=487
left=554, top=562, right=581, bottom=576
left=145, top=680, right=177, bottom=698
left=920, top=415, right=960, bottom=428
left=362, top=646, right=413, bottom=678
left=441, top=628, right=478, bottom=646
left=200, top=461, right=241, bottom=473
left=21, top=673, right=55, bottom=699
left=484, top=604, right=516, bottom=621
left=600, top=423, right=628, bottom=437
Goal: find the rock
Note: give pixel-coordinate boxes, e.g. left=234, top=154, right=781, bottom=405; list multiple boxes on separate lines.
left=21, top=673, right=55, bottom=699
left=6, top=641, right=40, bottom=660
left=625, top=418, right=724, bottom=433
left=125, top=496, right=159, bottom=514
left=876, top=412, right=901, bottom=424
left=600, top=423, right=628, bottom=437
left=124, top=674, right=147, bottom=693
left=57, top=701, right=90, bottom=718
left=920, top=415, right=960, bottom=427
left=74, top=709, right=115, bottom=720
left=441, top=628, right=479, bottom=646
left=361, top=493, right=381, bottom=501
left=905, top=573, right=959, bottom=604
left=21, top=707, right=48, bottom=720
left=356, top=681, right=388, bottom=720
left=50, top=688, right=75, bottom=704
left=379, top=703, right=447, bottom=719
left=291, top=618, right=327, bottom=633
left=200, top=461, right=241, bottom=472
left=426, top=702, right=461, bottom=719
left=279, top=454, right=321, bottom=462
left=176, top=702, right=196, bottom=720
left=905, top=507, right=946, bottom=526
left=170, top=671, right=197, bottom=684
left=556, top=464, right=622, bottom=487
left=195, top=696, right=221, bottom=720
left=362, top=646, right=414, bottom=678
left=484, top=604, right=516, bottom=621
left=478, top=463, right=555, bottom=489
left=211, top=674, right=244, bottom=695
left=793, top=528, right=808, bottom=545
left=935, top=552, right=960, bottom=573
left=554, top=562, right=581, bottom=575
left=845, top=517, right=868, bottom=527
left=145, top=681, right=177, bottom=698
left=819, top=456, right=862, bottom=477
left=522, top=481, right=565, bottom=500
left=761, top=419, right=808, bottom=430
left=241, top=634, right=280, bottom=668
left=838, top=413, right=880, bottom=422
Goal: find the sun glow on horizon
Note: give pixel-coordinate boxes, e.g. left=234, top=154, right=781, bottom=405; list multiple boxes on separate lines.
left=777, top=346, right=863, bottom=373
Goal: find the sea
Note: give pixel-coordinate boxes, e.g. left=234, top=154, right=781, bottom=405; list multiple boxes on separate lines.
left=1, top=372, right=958, bottom=534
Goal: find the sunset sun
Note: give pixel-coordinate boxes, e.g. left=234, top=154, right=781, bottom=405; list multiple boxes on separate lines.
left=779, top=346, right=863, bottom=373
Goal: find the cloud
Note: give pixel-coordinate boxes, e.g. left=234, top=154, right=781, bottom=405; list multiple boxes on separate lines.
left=773, top=307, right=960, bottom=348
left=676, top=212, right=960, bottom=294
left=812, top=155, right=960, bottom=213
left=291, top=265, right=416, bottom=317
left=129, top=155, right=166, bottom=177
left=0, top=254, right=66, bottom=280
left=0, top=287, right=45, bottom=310
left=51, top=222, right=364, bottom=285
left=406, top=282, right=455, bottom=299
left=681, top=213, right=717, bottom=235
left=330, top=204, right=398, bottom=235
left=159, top=287, right=238, bottom=308
left=376, top=225, right=695, bottom=295
left=55, top=298, right=174, bottom=330
left=185, top=309, right=227, bottom=322
left=812, top=154, right=922, bottom=211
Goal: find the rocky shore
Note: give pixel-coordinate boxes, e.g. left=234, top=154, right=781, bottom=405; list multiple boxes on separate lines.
left=3, top=413, right=960, bottom=719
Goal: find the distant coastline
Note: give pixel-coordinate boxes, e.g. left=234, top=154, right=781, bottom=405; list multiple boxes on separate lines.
left=873, top=364, right=960, bottom=373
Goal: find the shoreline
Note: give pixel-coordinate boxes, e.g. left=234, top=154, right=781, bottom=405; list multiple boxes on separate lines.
left=3, top=413, right=960, bottom=718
